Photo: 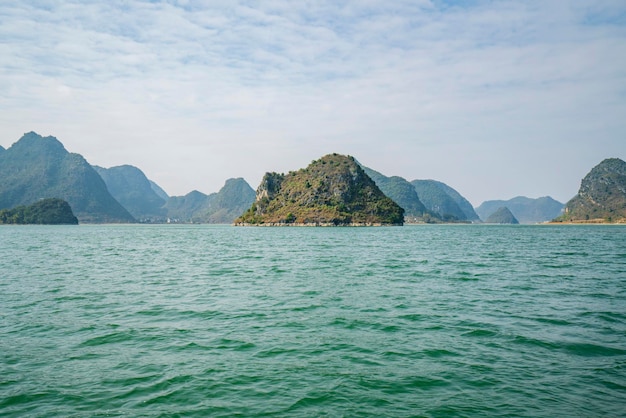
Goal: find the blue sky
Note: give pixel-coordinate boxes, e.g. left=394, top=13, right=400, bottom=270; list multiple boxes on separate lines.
left=1, top=0, right=625, bottom=205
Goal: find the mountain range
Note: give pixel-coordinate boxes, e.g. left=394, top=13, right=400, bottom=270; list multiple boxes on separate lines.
left=94, top=165, right=167, bottom=221
left=165, top=179, right=255, bottom=223
left=360, top=166, right=430, bottom=220
left=411, top=179, right=479, bottom=222
left=360, top=166, right=479, bottom=222
left=0, top=132, right=135, bottom=223
left=3, top=131, right=621, bottom=224
left=476, top=196, right=564, bottom=224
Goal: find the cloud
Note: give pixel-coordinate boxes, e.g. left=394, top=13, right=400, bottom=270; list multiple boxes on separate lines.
left=0, top=0, right=625, bottom=204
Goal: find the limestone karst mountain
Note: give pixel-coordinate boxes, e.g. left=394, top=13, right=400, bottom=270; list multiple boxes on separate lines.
left=164, top=178, right=255, bottom=223
left=359, top=165, right=432, bottom=221
left=476, top=196, right=564, bottom=224
left=93, top=164, right=167, bottom=221
left=485, top=206, right=519, bottom=224
left=0, top=198, right=78, bottom=224
left=411, top=179, right=479, bottom=222
left=555, top=158, right=626, bottom=223
left=0, top=132, right=135, bottom=223
left=236, top=154, right=404, bottom=225
left=196, top=178, right=256, bottom=223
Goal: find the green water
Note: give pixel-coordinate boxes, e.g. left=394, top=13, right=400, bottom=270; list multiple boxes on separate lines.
left=1, top=225, right=625, bottom=417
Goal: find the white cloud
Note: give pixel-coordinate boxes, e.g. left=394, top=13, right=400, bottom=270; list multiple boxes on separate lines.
left=1, top=0, right=625, bottom=205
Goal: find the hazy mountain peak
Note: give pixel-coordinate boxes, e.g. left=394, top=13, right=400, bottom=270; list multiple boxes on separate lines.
left=12, top=131, right=67, bottom=155
left=0, top=132, right=135, bottom=223
left=476, top=196, right=564, bottom=224
left=93, top=164, right=167, bottom=221
left=359, top=165, right=429, bottom=220
left=485, top=206, right=519, bottom=224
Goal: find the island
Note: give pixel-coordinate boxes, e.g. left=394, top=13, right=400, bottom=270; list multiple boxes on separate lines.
left=0, top=198, right=79, bottom=225
left=234, top=153, right=404, bottom=226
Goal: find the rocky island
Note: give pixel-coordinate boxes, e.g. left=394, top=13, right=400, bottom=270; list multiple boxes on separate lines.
left=234, top=154, right=404, bottom=226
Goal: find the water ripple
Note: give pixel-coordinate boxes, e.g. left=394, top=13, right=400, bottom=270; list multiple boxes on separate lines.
left=0, top=225, right=625, bottom=417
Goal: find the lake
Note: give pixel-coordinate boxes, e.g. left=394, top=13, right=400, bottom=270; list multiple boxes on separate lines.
left=1, top=224, right=625, bottom=417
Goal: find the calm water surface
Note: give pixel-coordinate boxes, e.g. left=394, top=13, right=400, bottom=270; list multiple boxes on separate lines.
left=1, top=224, right=625, bottom=417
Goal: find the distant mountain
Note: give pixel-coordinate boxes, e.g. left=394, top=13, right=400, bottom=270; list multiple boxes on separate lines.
left=555, top=158, right=626, bottom=223
left=236, top=154, right=404, bottom=225
left=476, top=196, right=564, bottom=224
left=163, top=190, right=209, bottom=222
left=0, top=145, right=5, bottom=153
left=195, top=178, right=255, bottom=223
left=360, top=166, right=431, bottom=220
left=0, top=198, right=78, bottom=224
left=431, top=181, right=480, bottom=221
left=411, top=180, right=478, bottom=222
left=149, top=180, right=169, bottom=201
left=485, top=207, right=519, bottom=224
left=93, top=165, right=167, bottom=221
left=163, top=178, right=255, bottom=223
left=0, top=132, right=135, bottom=223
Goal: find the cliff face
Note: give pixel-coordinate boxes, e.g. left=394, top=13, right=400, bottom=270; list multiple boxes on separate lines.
left=556, top=158, right=626, bottom=223
left=235, top=154, right=404, bottom=225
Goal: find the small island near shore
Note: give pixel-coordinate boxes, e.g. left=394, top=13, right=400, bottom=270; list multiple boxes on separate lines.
left=0, top=198, right=78, bottom=225
left=234, top=153, right=404, bottom=226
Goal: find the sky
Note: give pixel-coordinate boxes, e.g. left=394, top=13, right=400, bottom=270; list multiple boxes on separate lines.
left=1, top=0, right=625, bottom=206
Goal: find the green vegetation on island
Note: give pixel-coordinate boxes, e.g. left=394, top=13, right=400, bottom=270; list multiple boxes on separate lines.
left=554, top=158, right=626, bottom=223
left=0, top=198, right=78, bottom=224
left=235, top=154, right=404, bottom=225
